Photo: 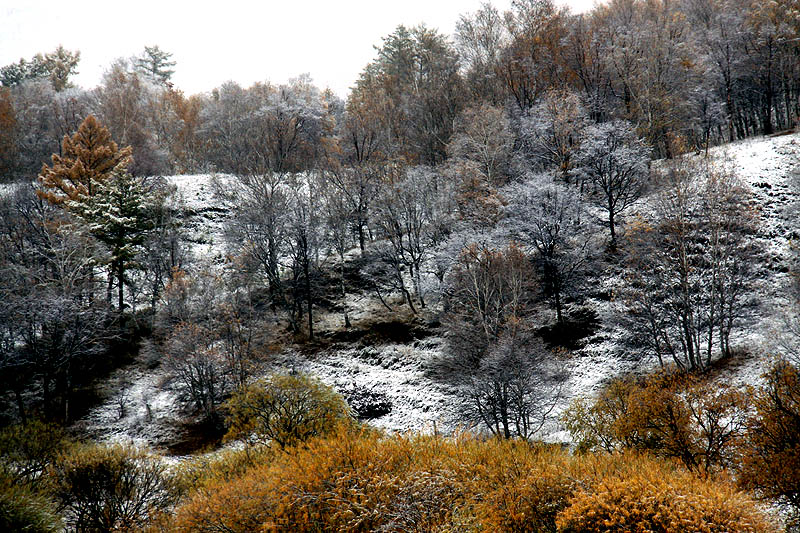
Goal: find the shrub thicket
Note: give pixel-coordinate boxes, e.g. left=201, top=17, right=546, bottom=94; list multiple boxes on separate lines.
left=166, top=430, right=771, bottom=533
left=48, top=443, right=175, bottom=532
left=562, top=370, right=748, bottom=474
left=556, top=465, right=771, bottom=532
left=0, top=469, right=61, bottom=533
left=739, top=360, right=800, bottom=515
left=0, top=419, right=70, bottom=483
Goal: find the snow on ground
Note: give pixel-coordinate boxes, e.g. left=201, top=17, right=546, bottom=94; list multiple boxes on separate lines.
left=279, top=338, right=460, bottom=435
left=73, top=359, right=184, bottom=449
left=168, top=174, right=232, bottom=263
left=75, top=132, right=799, bottom=450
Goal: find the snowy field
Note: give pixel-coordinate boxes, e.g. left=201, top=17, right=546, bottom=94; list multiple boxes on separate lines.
left=76, top=132, right=799, bottom=450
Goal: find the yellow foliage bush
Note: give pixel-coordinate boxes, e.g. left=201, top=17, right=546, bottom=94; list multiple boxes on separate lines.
left=223, top=372, right=352, bottom=449
left=166, top=430, right=772, bottom=533
left=556, top=464, right=772, bottom=532
left=171, top=443, right=274, bottom=497
left=563, top=370, right=748, bottom=474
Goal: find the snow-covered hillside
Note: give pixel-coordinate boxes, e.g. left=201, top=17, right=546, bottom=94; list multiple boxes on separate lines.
left=77, top=132, right=800, bottom=450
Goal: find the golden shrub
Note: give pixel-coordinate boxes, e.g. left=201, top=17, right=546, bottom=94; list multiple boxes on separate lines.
left=562, top=370, right=748, bottom=474
left=556, top=463, right=773, bottom=532
left=739, top=360, right=800, bottom=511
left=166, top=432, right=772, bottom=533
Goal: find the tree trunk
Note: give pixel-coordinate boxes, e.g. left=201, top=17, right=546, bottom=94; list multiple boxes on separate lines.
left=118, top=261, right=124, bottom=313
left=304, top=256, right=313, bottom=341
left=340, top=254, right=350, bottom=328
left=608, top=207, right=617, bottom=251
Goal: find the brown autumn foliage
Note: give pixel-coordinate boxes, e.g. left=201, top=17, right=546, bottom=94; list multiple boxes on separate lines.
left=37, top=114, right=133, bottom=206
left=0, top=88, right=18, bottom=179
left=563, top=369, right=749, bottom=475
left=739, top=360, right=800, bottom=512
left=165, top=429, right=771, bottom=533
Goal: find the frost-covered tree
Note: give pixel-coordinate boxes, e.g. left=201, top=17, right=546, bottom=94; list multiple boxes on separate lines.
left=352, top=24, right=464, bottom=165
left=285, top=175, right=325, bottom=339
left=447, top=103, right=513, bottom=186
left=574, top=120, right=649, bottom=249
left=443, top=243, right=536, bottom=371
left=163, top=322, right=228, bottom=420
left=140, top=178, right=189, bottom=313
left=461, top=333, right=562, bottom=440
left=96, top=59, right=169, bottom=176
left=497, top=0, right=571, bottom=111
left=504, top=176, right=594, bottom=323
left=0, top=46, right=80, bottom=92
left=0, top=89, right=18, bottom=180
left=519, top=89, right=588, bottom=177
left=201, top=76, right=328, bottom=176
left=215, top=172, right=289, bottom=307
left=455, top=2, right=509, bottom=104
left=321, top=172, right=355, bottom=328
left=0, top=186, right=110, bottom=421
left=374, top=166, right=452, bottom=311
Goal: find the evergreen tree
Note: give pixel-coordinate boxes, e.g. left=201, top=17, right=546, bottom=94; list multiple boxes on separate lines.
left=42, top=45, right=80, bottom=92
left=37, top=115, right=133, bottom=207
left=0, top=46, right=79, bottom=91
left=70, top=165, right=154, bottom=312
left=134, top=45, right=176, bottom=85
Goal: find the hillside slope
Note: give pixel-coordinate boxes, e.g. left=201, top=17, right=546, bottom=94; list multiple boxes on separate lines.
left=76, top=132, right=800, bottom=449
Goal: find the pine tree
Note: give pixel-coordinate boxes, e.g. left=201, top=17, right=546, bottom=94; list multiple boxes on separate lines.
left=0, top=46, right=79, bottom=91
left=70, top=165, right=154, bottom=312
left=42, top=45, right=80, bottom=92
left=37, top=115, right=133, bottom=207
left=134, top=45, right=176, bottom=85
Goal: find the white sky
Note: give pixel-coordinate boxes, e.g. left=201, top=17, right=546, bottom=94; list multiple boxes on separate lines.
left=1, top=0, right=596, bottom=98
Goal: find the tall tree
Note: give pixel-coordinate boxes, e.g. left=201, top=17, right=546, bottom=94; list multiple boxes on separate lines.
left=42, top=45, right=81, bottom=92
left=455, top=2, right=509, bottom=104
left=352, top=25, right=464, bottom=165
left=504, top=176, right=594, bottom=323
left=134, top=45, right=176, bottom=85
left=70, top=166, right=154, bottom=312
left=624, top=156, right=759, bottom=371
left=0, top=45, right=79, bottom=92
left=37, top=115, right=133, bottom=207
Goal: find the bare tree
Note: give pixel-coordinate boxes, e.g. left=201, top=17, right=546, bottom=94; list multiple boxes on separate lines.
left=574, top=120, right=650, bottom=249
left=518, top=89, right=588, bottom=178
left=443, top=243, right=536, bottom=371
left=455, top=2, right=509, bottom=104
left=624, top=156, right=759, bottom=371
left=374, top=166, right=452, bottom=311
left=0, top=186, right=111, bottom=421
left=163, top=322, right=228, bottom=420
left=285, top=174, right=324, bottom=339
left=447, top=103, right=513, bottom=187
left=461, top=333, right=563, bottom=440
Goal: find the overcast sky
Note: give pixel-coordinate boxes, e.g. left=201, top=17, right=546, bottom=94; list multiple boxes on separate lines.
left=1, top=0, right=595, bottom=98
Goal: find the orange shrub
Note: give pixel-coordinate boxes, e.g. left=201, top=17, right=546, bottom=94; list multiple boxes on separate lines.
left=556, top=464, right=773, bottom=532
left=739, top=360, right=800, bottom=511
left=166, top=431, right=772, bottom=533
left=563, top=370, right=748, bottom=474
